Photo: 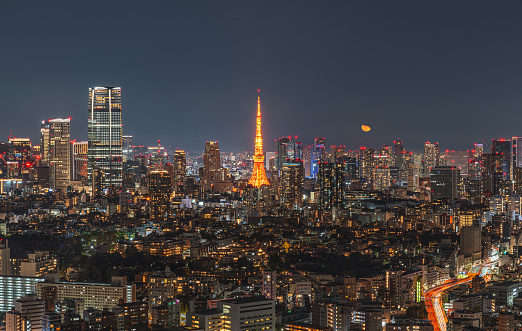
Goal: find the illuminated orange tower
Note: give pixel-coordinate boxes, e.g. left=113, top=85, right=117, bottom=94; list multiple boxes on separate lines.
left=248, top=90, right=270, bottom=187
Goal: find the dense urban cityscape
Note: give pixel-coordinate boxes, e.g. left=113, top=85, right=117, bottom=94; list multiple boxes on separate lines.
left=0, top=85, right=519, bottom=331
left=1, top=1, right=521, bottom=331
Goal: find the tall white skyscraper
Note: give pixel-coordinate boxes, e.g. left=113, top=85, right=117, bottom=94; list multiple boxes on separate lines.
left=87, top=86, right=123, bottom=190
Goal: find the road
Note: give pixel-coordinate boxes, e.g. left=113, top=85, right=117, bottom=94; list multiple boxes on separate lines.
left=424, top=263, right=494, bottom=331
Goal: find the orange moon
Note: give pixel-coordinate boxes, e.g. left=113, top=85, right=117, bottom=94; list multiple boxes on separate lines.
left=361, top=125, right=371, bottom=132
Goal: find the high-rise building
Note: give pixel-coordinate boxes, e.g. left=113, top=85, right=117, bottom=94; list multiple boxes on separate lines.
left=375, top=145, right=392, bottom=168
left=40, top=121, right=50, bottom=165
left=423, top=141, right=440, bottom=176
left=446, top=150, right=468, bottom=177
left=468, top=144, right=483, bottom=180
left=280, top=160, right=304, bottom=210
left=302, top=146, right=312, bottom=178
left=248, top=91, right=270, bottom=188
left=482, top=153, right=503, bottom=196
left=87, top=86, right=123, bottom=190
left=149, top=171, right=172, bottom=221
left=373, top=167, right=390, bottom=192
left=512, top=137, right=522, bottom=181
left=262, top=270, right=276, bottom=300
left=276, top=136, right=302, bottom=170
left=430, top=166, right=460, bottom=201
left=358, top=147, right=374, bottom=182
left=48, top=118, right=71, bottom=191
left=202, top=141, right=221, bottom=185
left=330, top=146, right=345, bottom=163
left=385, top=270, right=402, bottom=309
left=72, top=141, right=88, bottom=182
left=122, top=135, right=133, bottom=162
left=318, top=163, right=345, bottom=209
left=460, top=224, right=481, bottom=258
left=492, top=139, right=511, bottom=181
left=311, top=137, right=326, bottom=178
left=173, top=149, right=186, bottom=186
left=393, top=139, right=404, bottom=170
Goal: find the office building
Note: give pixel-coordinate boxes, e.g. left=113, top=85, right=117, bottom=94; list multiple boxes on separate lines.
left=482, top=153, right=503, bottom=196
left=72, top=141, right=88, bottom=182
left=280, top=160, right=304, bottom=210
left=430, top=166, right=460, bottom=201
left=330, top=146, right=345, bottom=163
left=460, top=224, right=481, bottom=258
left=423, top=141, right=440, bottom=176
left=446, top=150, right=468, bottom=177
left=149, top=171, right=172, bottom=221
left=468, top=144, right=483, bottom=180
left=262, top=270, right=276, bottom=300
left=87, top=86, right=123, bottom=190
left=202, top=141, right=221, bottom=185
left=492, top=139, right=511, bottom=181
left=373, top=167, right=391, bottom=192
left=276, top=136, right=303, bottom=170
left=40, top=121, right=50, bottom=166
left=122, top=135, right=133, bottom=162
left=393, top=139, right=405, bottom=170
left=173, top=149, right=187, bottom=186
left=311, top=137, right=326, bottom=178
left=512, top=137, right=522, bottom=181
left=358, top=147, right=374, bottom=182
left=217, top=297, right=276, bottom=331
left=318, top=163, right=345, bottom=210
left=47, top=118, right=71, bottom=191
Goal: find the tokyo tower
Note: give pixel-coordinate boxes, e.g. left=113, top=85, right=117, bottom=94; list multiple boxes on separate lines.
left=248, top=90, right=270, bottom=188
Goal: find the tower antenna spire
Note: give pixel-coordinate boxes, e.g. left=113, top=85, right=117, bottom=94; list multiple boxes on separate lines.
left=249, top=89, right=270, bottom=188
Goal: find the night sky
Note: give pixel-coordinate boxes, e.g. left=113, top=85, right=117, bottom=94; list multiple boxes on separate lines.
left=1, top=1, right=521, bottom=153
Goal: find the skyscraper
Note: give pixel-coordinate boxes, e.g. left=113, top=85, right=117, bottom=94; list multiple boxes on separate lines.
left=72, top=141, right=88, bottom=182
left=40, top=121, right=50, bottom=165
left=275, top=136, right=303, bottom=170
left=248, top=90, right=270, bottom=188
left=280, top=160, right=304, bottom=210
left=423, top=141, right=439, bottom=176
left=358, top=147, right=374, bottom=182
left=49, top=118, right=71, bottom=191
left=492, top=139, right=511, bottom=180
left=311, top=137, right=326, bottom=178
left=445, top=150, right=468, bottom=177
left=173, top=149, right=187, bottom=186
left=149, top=171, right=172, bottom=221
left=512, top=136, right=522, bottom=181
left=393, top=139, right=404, bottom=170
left=87, top=86, right=123, bottom=190
left=318, top=162, right=345, bottom=210
left=202, top=141, right=221, bottom=185
left=430, top=166, right=460, bottom=201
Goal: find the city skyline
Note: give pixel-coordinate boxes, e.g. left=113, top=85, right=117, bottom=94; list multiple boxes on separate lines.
left=1, top=1, right=521, bottom=152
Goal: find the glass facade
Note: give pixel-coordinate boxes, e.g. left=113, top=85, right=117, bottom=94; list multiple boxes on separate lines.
left=88, top=86, right=123, bottom=189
